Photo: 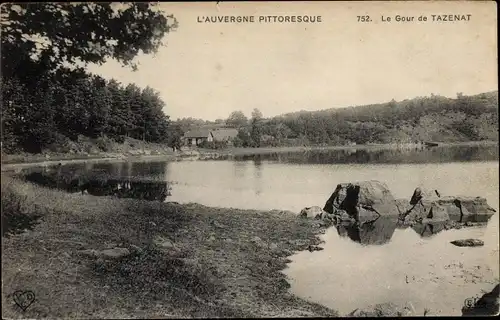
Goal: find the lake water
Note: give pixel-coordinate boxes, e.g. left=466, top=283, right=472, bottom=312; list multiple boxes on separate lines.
left=21, top=144, right=500, bottom=316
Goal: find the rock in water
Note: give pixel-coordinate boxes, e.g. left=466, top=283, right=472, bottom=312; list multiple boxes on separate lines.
left=410, top=187, right=441, bottom=205
left=395, top=198, right=411, bottom=215
left=450, top=239, right=484, bottom=247
left=451, top=196, right=497, bottom=223
left=401, top=188, right=496, bottom=225
left=299, top=206, right=325, bottom=219
left=462, top=284, right=500, bottom=316
left=323, top=180, right=400, bottom=221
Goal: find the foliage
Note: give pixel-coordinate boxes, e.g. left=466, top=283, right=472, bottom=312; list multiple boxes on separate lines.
left=226, top=111, right=248, bottom=128
left=2, top=71, right=173, bottom=152
left=198, top=140, right=228, bottom=150
left=176, top=117, right=212, bottom=133
left=251, top=108, right=263, bottom=121
left=166, top=123, right=184, bottom=150
left=1, top=3, right=178, bottom=80
left=207, top=93, right=497, bottom=148
left=451, top=119, right=480, bottom=141
left=233, top=127, right=253, bottom=147
left=1, top=178, right=43, bottom=236
left=265, top=92, right=498, bottom=146
left=250, top=108, right=264, bottom=148
left=1, top=3, right=179, bottom=153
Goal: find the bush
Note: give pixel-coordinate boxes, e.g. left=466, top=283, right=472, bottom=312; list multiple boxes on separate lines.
left=45, top=133, right=76, bottom=153
left=198, top=140, right=228, bottom=150
left=95, top=136, right=113, bottom=152
left=112, top=135, right=126, bottom=144
left=232, top=137, right=244, bottom=148
left=1, top=178, right=43, bottom=236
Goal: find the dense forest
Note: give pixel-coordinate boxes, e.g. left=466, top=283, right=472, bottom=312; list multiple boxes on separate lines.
left=1, top=3, right=180, bottom=154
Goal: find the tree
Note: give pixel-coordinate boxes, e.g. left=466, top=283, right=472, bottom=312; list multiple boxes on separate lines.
left=226, top=111, right=248, bottom=128
left=0, top=3, right=178, bottom=81
left=251, top=108, right=263, bottom=121
left=1, top=3, right=178, bottom=152
left=166, top=123, right=183, bottom=151
left=139, top=86, right=170, bottom=142
left=234, top=127, right=252, bottom=147
left=106, top=79, right=130, bottom=140
left=250, top=108, right=264, bottom=147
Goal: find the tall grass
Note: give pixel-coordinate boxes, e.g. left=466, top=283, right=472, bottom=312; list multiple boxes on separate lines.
left=1, top=176, right=44, bottom=236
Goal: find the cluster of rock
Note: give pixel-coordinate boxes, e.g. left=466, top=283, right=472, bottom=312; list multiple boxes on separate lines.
left=301, top=180, right=496, bottom=229
left=398, top=187, right=497, bottom=225
left=77, top=235, right=181, bottom=261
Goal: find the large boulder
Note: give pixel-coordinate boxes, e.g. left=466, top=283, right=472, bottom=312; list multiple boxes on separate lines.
left=410, top=187, right=441, bottom=205
left=403, top=200, right=453, bottom=223
left=395, top=198, right=411, bottom=215
left=449, top=196, right=497, bottom=222
left=323, top=181, right=400, bottom=222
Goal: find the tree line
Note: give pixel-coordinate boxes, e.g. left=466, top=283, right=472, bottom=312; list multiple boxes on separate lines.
left=1, top=3, right=178, bottom=153
left=217, top=92, right=498, bottom=148
left=1, top=4, right=497, bottom=154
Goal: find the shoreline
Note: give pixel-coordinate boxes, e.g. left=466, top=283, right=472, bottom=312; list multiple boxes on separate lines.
left=1, top=175, right=338, bottom=318
left=2, top=173, right=498, bottom=317
left=2, top=140, right=498, bottom=170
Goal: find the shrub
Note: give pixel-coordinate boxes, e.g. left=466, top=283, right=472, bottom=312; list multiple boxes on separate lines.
left=95, top=136, right=113, bottom=152
left=114, top=135, right=126, bottom=144
left=198, top=140, right=228, bottom=150
left=1, top=178, right=43, bottom=236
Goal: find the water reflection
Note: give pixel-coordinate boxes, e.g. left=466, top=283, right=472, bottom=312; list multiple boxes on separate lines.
left=232, top=145, right=499, bottom=165
left=22, top=161, right=171, bottom=202
left=253, top=156, right=263, bottom=196
left=333, top=216, right=487, bottom=245
left=334, top=216, right=399, bottom=245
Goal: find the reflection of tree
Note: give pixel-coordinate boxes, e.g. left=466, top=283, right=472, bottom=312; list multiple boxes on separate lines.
left=229, top=145, right=498, bottom=165
left=253, top=156, right=263, bottom=195
left=232, top=160, right=247, bottom=179
left=24, top=170, right=171, bottom=202
left=84, top=179, right=170, bottom=201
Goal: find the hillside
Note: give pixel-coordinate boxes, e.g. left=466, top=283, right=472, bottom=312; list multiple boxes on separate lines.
left=257, top=91, right=499, bottom=146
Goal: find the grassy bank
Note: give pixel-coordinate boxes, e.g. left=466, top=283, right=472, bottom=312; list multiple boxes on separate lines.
left=1, top=136, right=178, bottom=165
left=1, top=175, right=337, bottom=318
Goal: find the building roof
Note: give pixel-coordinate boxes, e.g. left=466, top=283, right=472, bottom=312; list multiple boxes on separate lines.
left=211, top=128, right=238, bottom=141
left=183, top=129, right=212, bottom=138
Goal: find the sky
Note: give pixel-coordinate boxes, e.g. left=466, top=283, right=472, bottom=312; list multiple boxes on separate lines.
left=86, top=1, right=498, bottom=121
